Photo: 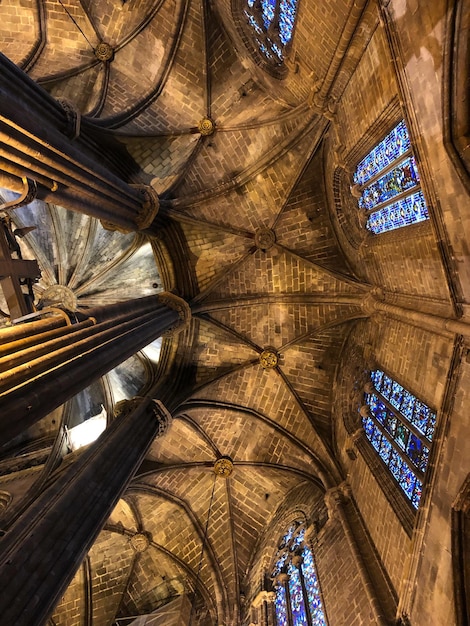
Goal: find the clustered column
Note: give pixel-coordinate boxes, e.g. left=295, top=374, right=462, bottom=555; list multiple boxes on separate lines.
left=0, top=52, right=159, bottom=233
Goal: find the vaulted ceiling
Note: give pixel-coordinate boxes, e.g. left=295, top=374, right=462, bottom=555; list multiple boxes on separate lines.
left=0, top=0, right=391, bottom=624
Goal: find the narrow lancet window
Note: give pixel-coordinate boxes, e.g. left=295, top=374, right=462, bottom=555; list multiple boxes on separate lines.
left=353, top=121, right=429, bottom=234
left=244, top=0, right=298, bottom=64
left=271, top=522, right=327, bottom=625
left=362, top=369, right=436, bottom=508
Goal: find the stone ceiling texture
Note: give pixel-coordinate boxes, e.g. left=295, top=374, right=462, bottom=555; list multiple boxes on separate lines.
left=1, top=0, right=469, bottom=625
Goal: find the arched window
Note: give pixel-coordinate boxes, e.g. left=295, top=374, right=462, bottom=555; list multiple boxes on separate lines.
left=362, top=369, right=436, bottom=509
left=353, top=120, right=430, bottom=234
left=244, top=0, right=298, bottom=65
left=271, top=521, right=327, bottom=625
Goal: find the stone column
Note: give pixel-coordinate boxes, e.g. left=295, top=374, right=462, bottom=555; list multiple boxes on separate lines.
left=325, top=485, right=388, bottom=626
left=0, top=52, right=158, bottom=233
left=251, top=590, right=276, bottom=626
left=0, top=292, right=190, bottom=443
left=0, top=394, right=173, bottom=626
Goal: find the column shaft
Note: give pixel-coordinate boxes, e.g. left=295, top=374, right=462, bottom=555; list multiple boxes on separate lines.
left=373, top=299, right=470, bottom=339
left=0, top=295, right=183, bottom=443
left=0, top=395, right=172, bottom=626
left=0, top=52, right=158, bottom=232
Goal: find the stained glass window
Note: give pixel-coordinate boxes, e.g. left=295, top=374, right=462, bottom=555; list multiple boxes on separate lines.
left=244, top=0, right=298, bottom=64
left=353, top=120, right=430, bottom=234
left=362, top=369, right=436, bottom=509
left=271, top=523, right=327, bottom=626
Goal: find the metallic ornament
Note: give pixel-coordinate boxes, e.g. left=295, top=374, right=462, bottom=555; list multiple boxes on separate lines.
left=95, top=42, right=114, bottom=62
left=260, top=349, right=278, bottom=369
left=214, top=456, right=234, bottom=477
left=41, top=285, right=77, bottom=311
left=198, top=117, right=215, bottom=136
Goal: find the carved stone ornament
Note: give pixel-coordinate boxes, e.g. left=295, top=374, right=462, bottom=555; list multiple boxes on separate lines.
left=252, top=590, right=276, bottom=607
left=214, top=456, right=234, bottom=477
left=94, top=42, right=114, bottom=62
left=130, top=184, right=160, bottom=230
left=198, top=117, right=215, bottom=136
left=255, top=227, right=276, bottom=251
left=57, top=98, right=81, bottom=139
left=158, top=291, right=191, bottom=337
left=113, top=398, right=172, bottom=438
left=260, top=349, right=278, bottom=369
left=130, top=532, right=150, bottom=553
left=40, top=285, right=78, bottom=311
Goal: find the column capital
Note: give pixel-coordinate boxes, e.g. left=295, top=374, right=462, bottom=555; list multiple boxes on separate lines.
left=252, top=590, right=276, bottom=607
left=158, top=292, right=191, bottom=336
left=114, top=397, right=172, bottom=438
left=324, top=481, right=349, bottom=517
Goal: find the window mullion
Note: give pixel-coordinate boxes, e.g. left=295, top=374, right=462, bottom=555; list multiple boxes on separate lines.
left=357, top=147, right=413, bottom=189
left=372, top=391, right=431, bottom=445
left=367, top=409, right=425, bottom=482
left=365, top=183, right=422, bottom=216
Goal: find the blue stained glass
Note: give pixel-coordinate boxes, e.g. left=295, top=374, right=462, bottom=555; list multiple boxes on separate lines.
left=280, top=524, right=297, bottom=548
left=367, top=393, right=379, bottom=412
left=426, top=411, right=436, bottom=440
left=419, top=446, right=429, bottom=473
left=396, top=422, right=409, bottom=449
left=412, top=479, right=423, bottom=509
left=412, top=401, right=430, bottom=437
left=381, top=375, right=393, bottom=399
left=363, top=416, right=375, bottom=438
left=274, top=582, right=289, bottom=626
left=406, top=434, right=423, bottom=466
left=246, top=0, right=297, bottom=63
left=291, top=528, right=305, bottom=551
left=288, top=562, right=309, bottom=625
left=371, top=426, right=382, bottom=451
left=399, top=463, right=416, bottom=499
left=359, top=156, right=420, bottom=211
left=245, top=12, right=263, bottom=35
left=390, top=450, right=403, bottom=481
left=273, top=551, right=288, bottom=576
left=389, top=381, right=404, bottom=410
left=371, top=369, right=384, bottom=389
left=302, top=546, right=327, bottom=625
left=384, top=412, right=397, bottom=436
left=366, top=190, right=429, bottom=234
left=279, top=0, right=297, bottom=45
left=261, top=0, right=276, bottom=28
left=379, top=438, right=392, bottom=463
left=400, top=391, right=415, bottom=422
left=354, top=121, right=411, bottom=186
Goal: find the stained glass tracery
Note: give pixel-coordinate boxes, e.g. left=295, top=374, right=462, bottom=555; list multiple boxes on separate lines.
left=272, top=523, right=327, bottom=626
left=244, top=0, right=298, bottom=64
left=353, top=120, right=430, bottom=234
left=362, top=369, right=436, bottom=509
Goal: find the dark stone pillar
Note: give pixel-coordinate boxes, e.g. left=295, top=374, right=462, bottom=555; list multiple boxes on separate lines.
left=0, top=52, right=158, bottom=233
left=0, top=394, right=173, bottom=626
left=0, top=292, right=190, bottom=443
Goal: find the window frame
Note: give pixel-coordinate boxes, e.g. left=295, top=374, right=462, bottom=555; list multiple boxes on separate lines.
left=352, top=119, right=430, bottom=235
left=233, top=0, right=299, bottom=79
left=271, top=520, right=328, bottom=626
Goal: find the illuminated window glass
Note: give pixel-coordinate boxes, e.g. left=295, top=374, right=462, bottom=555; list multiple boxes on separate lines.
left=271, top=522, right=327, bottom=625
left=353, top=120, right=429, bottom=234
left=244, top=0, right=298, bottom=64
left=362, top=369, right=436, bottom=509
